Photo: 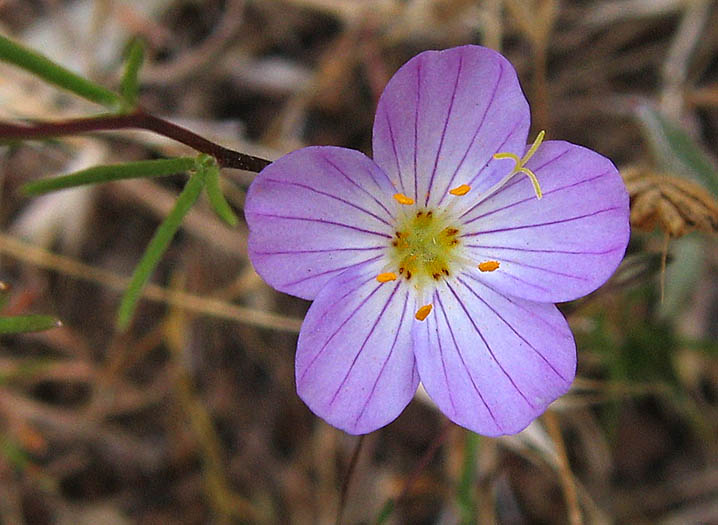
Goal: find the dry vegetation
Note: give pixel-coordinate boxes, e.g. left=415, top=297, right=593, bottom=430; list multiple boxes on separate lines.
left=1, top=0, right=717, bottom=523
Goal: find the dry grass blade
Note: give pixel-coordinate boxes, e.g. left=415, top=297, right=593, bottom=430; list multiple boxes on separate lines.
left=0, top=233, right=302, bottom=332
left=623, top=166, right=718, bottom=237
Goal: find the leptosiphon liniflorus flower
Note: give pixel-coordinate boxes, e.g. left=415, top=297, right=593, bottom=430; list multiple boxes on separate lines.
left=245, top=45, right=630, bottom=436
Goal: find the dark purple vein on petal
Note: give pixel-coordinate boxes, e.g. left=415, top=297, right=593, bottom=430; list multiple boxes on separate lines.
left=329, top=280, right=402, bottom=405
left=445, top=282, right=536, bottom=410
left=355, top=290, right=410, bottom=426
left=425, top=53, right=463, bottom=206
left=253, top=246, right=384, bottom=256
left=250, top=212, right=392, bottom=238
left=298, top=279, right=385, bottom=384
left=383, top=108, right=405, bottom=194
left=262, top=177, right=393, bottom=226
left=462, top=272, right=568, bottom=337
left=283, top=255, right=383, bottom=288
left=361, top=163, right=396, bottom=199
left=435, top=291, right=503, bottom=429
left=320, top=154, right=396, bottom=222
left=461, top=207, right=622, bottom=236
left=465, top=117, right=524, bottom=190
left=436, top=60, right=505, bottom=207
left=413, top=60, right=422, bottom=201
left=462, top=243, right=623, bottom=256
left=456, top=275, right=568, bottom=382
left=432, top=289, right=457, bottom=416
left=467, top=253, right=590, bottom=281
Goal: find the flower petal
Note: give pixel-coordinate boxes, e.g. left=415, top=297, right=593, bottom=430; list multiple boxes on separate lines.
left=372, top=45, right=530, bottom=209
left=459, top=141, right=630, bottom=303
left=246, top=146, right=397, bottom=300
left=413, top=274, right=575, bottom=436
left=296, top=264, right=418, bottom=435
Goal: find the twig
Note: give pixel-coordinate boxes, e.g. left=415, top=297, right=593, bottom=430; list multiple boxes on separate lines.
left=336, top=435, right=366, bottom=525
left=543, top=410, right=582, bottom=525
left=0, top=109, right=271, bottom=172
left=0, top=233, right=302, bottom=332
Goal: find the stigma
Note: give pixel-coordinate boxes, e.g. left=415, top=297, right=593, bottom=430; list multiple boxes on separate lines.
left=493, top=130, right=545, bottom=200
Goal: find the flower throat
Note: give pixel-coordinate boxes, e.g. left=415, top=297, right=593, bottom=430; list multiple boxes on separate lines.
left=390, top=209, right=460, bottom=285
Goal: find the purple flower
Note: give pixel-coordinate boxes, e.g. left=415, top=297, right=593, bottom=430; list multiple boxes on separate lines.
left=245, top=45, right=630, bottom=436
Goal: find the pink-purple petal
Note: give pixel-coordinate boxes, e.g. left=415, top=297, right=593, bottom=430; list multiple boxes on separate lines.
left=296, top=265, right=418, bottom=435
left=245, top=146, right=396, bottom=300
left=412, top=276, right=575, bottom=436
left=372, top=45, right=530, bottom=208
left=459, top=140, right=630, bottom=303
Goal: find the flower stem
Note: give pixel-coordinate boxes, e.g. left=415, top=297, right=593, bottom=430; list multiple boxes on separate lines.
left=457, top=430, right=480, bottom=524
left=336, top=434, right=366, bottom=525
left=0, top=110, right=271, bottom=172
left=116, top=168, right=209, bottom=330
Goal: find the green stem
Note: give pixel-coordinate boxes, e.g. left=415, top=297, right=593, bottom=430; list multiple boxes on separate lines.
left=120, top=38, right=145, bottom=108
left=117, top=168, right=208, bottom=330
left=204, top=163, right=239, bottom=226
left=457, top=431, right=479, bottom=524
left=0, top=33, right=122, bottom=109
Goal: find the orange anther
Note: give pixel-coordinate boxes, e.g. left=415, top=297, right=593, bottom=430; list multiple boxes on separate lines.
left=478, top=260, right=500, bottom=272
left=393, top=193, right=414, bottom=205
left=376, top=272, right=397, bottom=283
left=415, top=304, right=433, bottom=321
left=449, top=184, right=471, bottom=196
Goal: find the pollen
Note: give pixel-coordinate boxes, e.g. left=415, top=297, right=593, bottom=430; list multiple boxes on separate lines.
left=415, top=304, right=433, bottom=321
left=393, top=193, right=414, bottom=205
left=449, top=184, right=471, bottom=196
left=376, top=272, right=397, bottom=282
left=478, top=260, right=500, bottom=272
left=493, top=130, right=545, bottom=200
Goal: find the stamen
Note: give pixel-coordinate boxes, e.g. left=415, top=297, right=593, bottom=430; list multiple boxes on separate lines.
left=493, top=130, right=545, bottom=200
left=449, top=184, right=471, bottom=196
left=376, top=272, right=397, bottom=283
left=393, top=193, right=414, bottom=205
left=478, top=260, right=500, bottom=272
left=415, top=304, right=433, bottom=321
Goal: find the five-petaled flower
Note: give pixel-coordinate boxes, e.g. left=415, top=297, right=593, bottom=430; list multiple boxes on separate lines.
left=245, top=45, right=630, bottom=436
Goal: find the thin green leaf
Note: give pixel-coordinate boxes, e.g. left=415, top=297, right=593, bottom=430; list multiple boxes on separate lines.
left=0, top=315, right=61, bottom=334
left=205, top=163, right=239, bottom=226
left=0, top=33, right=122, bottom=109
left=117, top=168, right=208, bottom=330
left=636, top=103, right=718, bottom=195
left=22, top=157, right=197, bottom=195
left=120, top=38, right=145, bottom=108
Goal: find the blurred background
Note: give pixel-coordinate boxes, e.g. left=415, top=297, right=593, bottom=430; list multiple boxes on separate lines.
left=1, top=0, right=717, bottom=523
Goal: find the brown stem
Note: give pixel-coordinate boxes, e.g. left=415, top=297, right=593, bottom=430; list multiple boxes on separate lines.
left=0, top=109, right=271, bottom=172
left=336, top=434, right=366, bottom=525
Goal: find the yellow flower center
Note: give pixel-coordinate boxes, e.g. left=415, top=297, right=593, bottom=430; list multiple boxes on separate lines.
left=389, top=209, right=461, bottom=286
